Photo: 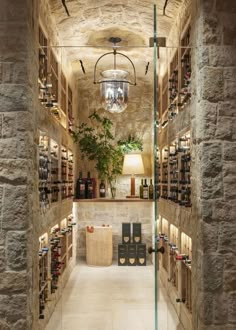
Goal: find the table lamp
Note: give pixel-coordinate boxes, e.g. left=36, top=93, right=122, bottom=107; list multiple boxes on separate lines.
left=122, top=154, right=144, bottom=198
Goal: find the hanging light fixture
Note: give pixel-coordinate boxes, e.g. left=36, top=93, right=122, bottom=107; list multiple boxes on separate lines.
left=94, top=37, right=136, bottom=113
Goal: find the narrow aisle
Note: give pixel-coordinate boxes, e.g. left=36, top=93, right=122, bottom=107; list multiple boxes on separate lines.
left=46, top=260, right=183, bottom=330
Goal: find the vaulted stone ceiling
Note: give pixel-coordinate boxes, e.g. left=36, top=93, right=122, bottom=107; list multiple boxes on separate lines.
left=48, top=0, right=184, bottom=84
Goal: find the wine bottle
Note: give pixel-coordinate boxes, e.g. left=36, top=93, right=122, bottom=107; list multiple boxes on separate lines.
left=99, top=180, right=106, bottom=198
left=139, top=179, right=144, bottom=199
left=76, top=171, right=85, bottom=199
left=149, top=179, right=154, bottom=199
left=143, top=179, right=149, bottom=199
left=85, top=171, right=93, bottom=199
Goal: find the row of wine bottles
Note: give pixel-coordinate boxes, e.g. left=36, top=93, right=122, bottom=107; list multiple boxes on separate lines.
left=139, top=179, right=154, bottom=199
left=76, top=173, right=155, bottom=199
left=76, top=172, right=96, bottom=199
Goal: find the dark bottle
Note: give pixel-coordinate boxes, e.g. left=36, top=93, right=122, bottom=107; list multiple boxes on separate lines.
left=139, top=179, right=144, bottom=199
left=99, top=180, right=106, bottom=198
left=85, top=171, right=93, bottom=199
left=149, top=179, right=154, bottom=199
left=143, top=179, right=149, bottom=199
left=76, top=171, right=85, bottom=199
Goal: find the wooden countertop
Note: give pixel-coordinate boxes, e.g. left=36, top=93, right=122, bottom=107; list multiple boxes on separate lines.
left=73, top=198, right=155, bottom=203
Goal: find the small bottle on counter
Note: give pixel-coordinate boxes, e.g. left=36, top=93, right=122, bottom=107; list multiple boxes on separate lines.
left=85, top=171, right=93, bottom=199
left=99, top=180, right=106, bottom=198
left=143, top=179, right=149, bottom=199
left=149, top=179, right=154, bottom=199
left=76, top=171, right=85, bottom=199
left=139, top=179, right=144, bottom=199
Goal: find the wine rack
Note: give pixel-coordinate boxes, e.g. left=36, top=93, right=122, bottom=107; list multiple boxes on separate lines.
left=50, top=225, right=61, bottom=293
left=68, top=85, right=74, bottom=135
left=49, top=50, right=60, bottom=119
left=161, top=71, right=169, bottom=129
left=68, top=150, right=74, bottom=198
left=160, top=147, right=168, bottom=199
left=38, top=134, right=74, bottom=208
left=169, top=225, right=179, bottom=289
left=39, top=234, right=49, bottom=319
left=38, top=25, right=73, bottom=131
left=38, top=30, right=60, bottom=119
left=50, top=139, right=60, bottom=203
left=38, top=132, right=50, bottom=210
left=38, top=27, right=48, bottom=108
left=59, top=219, right=68, bottom=274
left=179, top=25, right=191, bottom=111
left=159, top=132, right=191, bottom=207
left=169, top=140, right=178, bottom=203
left=158, top=218, right=193, bottom=313
left=67, top=215, right=76, bottom=260
left=168, top=50, right=178, bottom=121
left=61, top=146, right=68, bottom=200
left=157, top=83, right=161, bottom=127
left=156, top=148, right=161, bottom=199
left=38, top=215, right=75, bottom=317
left=50, top=216, right=76, bottom=285
left=180, top=233, right=192, bottom=312
left=60, top=71, right=67, bottom=115
left=159, top=218, right=169, bottom=272
left=59, top=70, right=67, bottom=128
left=178, top=133, right=191, bottom=207
left=158, top=22, right=191, bottom=128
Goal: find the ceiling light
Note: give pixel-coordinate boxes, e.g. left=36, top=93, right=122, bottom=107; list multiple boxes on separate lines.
left=94, top=37, right=136, bottom=113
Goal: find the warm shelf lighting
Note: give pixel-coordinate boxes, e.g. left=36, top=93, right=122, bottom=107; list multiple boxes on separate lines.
left=122, top=154, right=144, bottom=198
left=94, top=37, right=136, bottom=113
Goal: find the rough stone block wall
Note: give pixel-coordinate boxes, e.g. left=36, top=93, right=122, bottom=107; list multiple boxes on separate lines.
left=0, top=0, right=76, bottom=328
left=191, top=0, right=236, bottom=329
left=0, top=0, right=38, bottom=329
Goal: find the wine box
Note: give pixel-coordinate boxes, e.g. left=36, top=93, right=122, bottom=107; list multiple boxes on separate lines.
left=118, top=244, right=127, bottom=266
left=133, top=223, right=142, bottom=243
left=122, top=223, right=131, bottom=244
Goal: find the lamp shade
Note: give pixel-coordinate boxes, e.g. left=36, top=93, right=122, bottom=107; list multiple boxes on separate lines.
left=122, top=154, right=144, bottom=175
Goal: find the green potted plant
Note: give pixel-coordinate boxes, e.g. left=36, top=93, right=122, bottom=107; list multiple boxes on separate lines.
left=72, top=111, right=122, bottom=198
left=73, top=111, right=143, bottom=198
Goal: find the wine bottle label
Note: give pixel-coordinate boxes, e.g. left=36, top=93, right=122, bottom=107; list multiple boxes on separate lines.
left=143, top=189, right=148, bottom=198
left=119, top=258, right=126, bottom=264
left=139, top=258, right=145, bottom=264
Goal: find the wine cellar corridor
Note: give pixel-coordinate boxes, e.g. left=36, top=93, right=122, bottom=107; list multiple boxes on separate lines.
left=0, top=0, right=236, bottom=329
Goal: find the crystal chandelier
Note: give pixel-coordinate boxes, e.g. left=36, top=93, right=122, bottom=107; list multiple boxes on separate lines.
left=94, top=37, right=136, bottom=113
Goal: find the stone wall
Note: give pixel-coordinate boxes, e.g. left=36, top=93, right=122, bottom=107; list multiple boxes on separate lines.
left=0, top=0, right=38, bottom=329
left=0, top=0, right=76, bottom=329
left=157, top=0, right=236, bottom=329
left=191, top=0, right=236, bottom=329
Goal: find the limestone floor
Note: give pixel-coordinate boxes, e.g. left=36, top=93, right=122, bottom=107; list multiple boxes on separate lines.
left=46, top=260, right=184, bottom=330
